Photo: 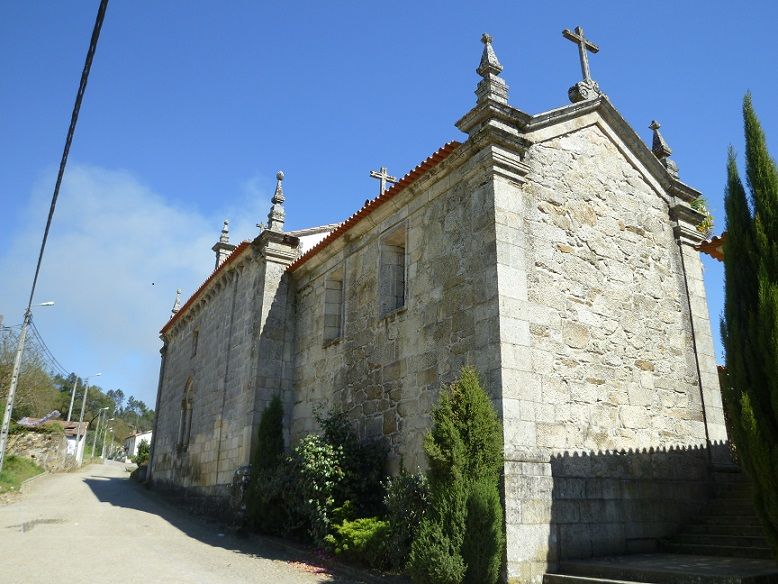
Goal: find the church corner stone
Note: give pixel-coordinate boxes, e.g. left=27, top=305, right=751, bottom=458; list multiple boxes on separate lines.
left=149, top=33, right=729, bottom=584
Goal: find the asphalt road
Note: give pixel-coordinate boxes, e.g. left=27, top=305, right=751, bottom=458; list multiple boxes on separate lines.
left=0, top=461, right=376, bottom=584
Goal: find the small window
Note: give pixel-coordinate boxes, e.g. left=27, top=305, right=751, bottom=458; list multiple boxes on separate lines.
left=191, top=329, right=199, bottom=357
left=324, top=268, right=344, bottom=343
left=178, top=379, right=194, bottom=450
left=380, top=224, right=407, bottom=316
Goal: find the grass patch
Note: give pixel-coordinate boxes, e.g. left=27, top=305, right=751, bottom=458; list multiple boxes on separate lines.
left=0, top=455, right=44, bottom=492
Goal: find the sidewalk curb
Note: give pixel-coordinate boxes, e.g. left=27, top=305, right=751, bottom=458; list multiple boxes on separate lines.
left=20, top=470, right=48, bottom=487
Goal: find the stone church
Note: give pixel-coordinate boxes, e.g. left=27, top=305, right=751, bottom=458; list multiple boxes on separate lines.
left=149, top=30, right=729, bottom=583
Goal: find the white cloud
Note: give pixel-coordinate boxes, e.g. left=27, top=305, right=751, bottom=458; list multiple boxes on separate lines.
left=0, top=164, right=273, bottom=407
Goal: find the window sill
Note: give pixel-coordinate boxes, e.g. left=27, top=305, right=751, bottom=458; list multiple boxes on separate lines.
left=380, top=305, right=407, bottom=321
left=323, top=336, right=342, bottom=349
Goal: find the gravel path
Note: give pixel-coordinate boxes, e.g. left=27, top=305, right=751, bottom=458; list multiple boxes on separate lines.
left=0, top=461, right=374, bottom=584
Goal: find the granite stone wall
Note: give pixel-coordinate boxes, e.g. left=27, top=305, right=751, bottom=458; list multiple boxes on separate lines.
left=500, top=122, right=724, bottom=583
left=291, top=151, right=504, bottom=472
left=151, top=251, right=263, bottom=493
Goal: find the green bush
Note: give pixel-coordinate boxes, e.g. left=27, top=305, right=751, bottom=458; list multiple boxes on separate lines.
left=248, top=395, right=286, bottom=532
left=324, top=516, right=390, bottom=569
left=461, top=479, right=504, bottom=584
left=383, top=471, right=430, bottom=569
left=407, top=520, right=466, bottom=584
left=408, top=367, right=504, bottom=584
left=317, top=409, right=387, bottom=516
left=134, top=439, right=150, bottom=466
left=284, top=434, right=344, bottom=544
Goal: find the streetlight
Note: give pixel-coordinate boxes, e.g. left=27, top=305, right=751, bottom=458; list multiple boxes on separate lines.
left=73, top=372, right=102, bottom=464
left=0, top=301, right=55, bottom=473
left=91, top=407, right=109, bottom=459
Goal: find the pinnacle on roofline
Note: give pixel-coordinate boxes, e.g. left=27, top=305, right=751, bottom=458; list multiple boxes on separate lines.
left=649, top=120, right=679, bottom=178
left=475, top=32, right=509, bottom=105
left=220, top=219, right=230, bottom=244
left=171, top=288, right=182, bottom=317
left=266, top=171, right=286, bottom=232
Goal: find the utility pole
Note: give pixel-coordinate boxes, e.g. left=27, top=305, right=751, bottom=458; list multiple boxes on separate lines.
left=66, top=377, right=79, bottom=422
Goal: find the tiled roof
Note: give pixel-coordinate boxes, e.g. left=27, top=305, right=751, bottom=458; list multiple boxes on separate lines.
left=697, top=232, right=726, bottom=262
left=287, top=141, right=462, bottom=272
left=161, top=240, right=252, bottom=335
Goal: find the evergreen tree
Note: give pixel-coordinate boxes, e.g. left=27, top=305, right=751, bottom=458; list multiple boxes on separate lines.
left=408, top=367, right=504, bottom=584
left=721, top=93, right=778, bottom=552
left=247, top=395, right=285, bottom=531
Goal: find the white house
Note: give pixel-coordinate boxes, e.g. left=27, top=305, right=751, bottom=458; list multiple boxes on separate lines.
left=124, top=431, right=153, bottom=461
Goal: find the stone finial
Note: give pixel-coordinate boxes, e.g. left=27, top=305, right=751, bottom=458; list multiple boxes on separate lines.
left=475, top=33, right=509, bottom=105
left=212, top=219, right=236, bottom=269
left=171, top=289, right=181, bottom=316
left=649, top=120, right=679, bottom=178
left=266, top=171, right=285, bottom=232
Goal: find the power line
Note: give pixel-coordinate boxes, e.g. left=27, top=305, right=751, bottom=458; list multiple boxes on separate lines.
left=29, top=320, right=69, bottom=377
left=0, top=0, right=111, bottom=473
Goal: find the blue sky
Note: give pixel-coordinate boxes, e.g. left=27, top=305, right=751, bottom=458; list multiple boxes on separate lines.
left=1, top=1, right=777, bottom=406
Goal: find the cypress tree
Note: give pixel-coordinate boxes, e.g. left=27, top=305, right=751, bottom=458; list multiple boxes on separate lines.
left=247, top=395, right=285, bottom=531
left=721, top=93, right=778, bottom=552
left=408, top=367, right=504, bottom=584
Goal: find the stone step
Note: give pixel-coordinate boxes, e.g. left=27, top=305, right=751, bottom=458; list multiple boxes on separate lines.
left=684, top=523, right=767, bottom=537
left=705, top=503, right=762, bottom=517
left=544, top=573, right=657, bottom=584
left=704, top=512, right=762, bottom=525
left=670, top=534, right=769, bottom=548
left=557, top=553, right=778, bottom=584
left=661, top=541, right=774, bottom=560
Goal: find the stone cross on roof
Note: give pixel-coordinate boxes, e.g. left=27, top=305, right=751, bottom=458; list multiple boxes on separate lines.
left=369, top=166, right=398, bottom=195
left=562, top=26, right=602, bottom=103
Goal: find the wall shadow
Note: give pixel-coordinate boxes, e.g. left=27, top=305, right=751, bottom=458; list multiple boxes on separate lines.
left=544, top=441, right=732, bottom=567
left=84, top=473, right=406, bottom=583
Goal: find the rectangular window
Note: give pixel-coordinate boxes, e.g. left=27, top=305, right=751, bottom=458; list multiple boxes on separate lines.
left=380, top=224, right=407, bottom=316
left=324, top=268, right=344, bottom=343
left=191, top=329, right=199, bottom=357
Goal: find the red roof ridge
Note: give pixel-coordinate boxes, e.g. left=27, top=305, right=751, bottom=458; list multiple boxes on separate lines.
left=161, top=240, right=252, bottom=335
left=287, top=141, right=461, bottom=273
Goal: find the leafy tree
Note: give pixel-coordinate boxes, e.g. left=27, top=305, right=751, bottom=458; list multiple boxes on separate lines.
left=721, top=92, right=778, bottom=553
left=408, top=367, right=504, bottom=584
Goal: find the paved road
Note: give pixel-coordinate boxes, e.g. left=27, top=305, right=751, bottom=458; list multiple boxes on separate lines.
left=0, top=462, right=372, bottom=584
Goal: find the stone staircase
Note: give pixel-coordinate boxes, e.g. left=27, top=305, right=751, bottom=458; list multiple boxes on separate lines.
left=543, top=468, right=778, bottom=584
left=659, top=467, right=773, bottom=560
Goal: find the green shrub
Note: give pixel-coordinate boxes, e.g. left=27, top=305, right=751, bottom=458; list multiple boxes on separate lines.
left=284, top=434, right=344, bottom=544
left=383, top=470, right=430, bottom=568
left=247, top=395, right=286, bottom=532
left=134, top=439, right=150, bottom=466
left=324, top=516, right=390, bottom=569
left=461, top=479, right=504, bottom=584
left=407, top=520, right=466, bottom=584
left=408, top=367, right=504, bottom=584
left=317, top=409, right=387, bottom=516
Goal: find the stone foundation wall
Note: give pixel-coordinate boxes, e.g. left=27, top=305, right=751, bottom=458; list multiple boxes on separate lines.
left=8, top=430, right=72, bottom=472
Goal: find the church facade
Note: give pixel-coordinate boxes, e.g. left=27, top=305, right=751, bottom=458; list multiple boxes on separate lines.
left=149, top=32, right=727, bottom=583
